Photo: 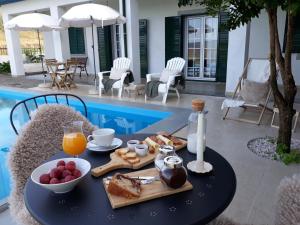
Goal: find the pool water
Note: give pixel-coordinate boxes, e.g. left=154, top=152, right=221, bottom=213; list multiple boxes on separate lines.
left=0, top=89, right=171, bottom=203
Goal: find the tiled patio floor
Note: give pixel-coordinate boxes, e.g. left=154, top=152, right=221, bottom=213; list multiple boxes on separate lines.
left=0, top=75, right=300, bottom=225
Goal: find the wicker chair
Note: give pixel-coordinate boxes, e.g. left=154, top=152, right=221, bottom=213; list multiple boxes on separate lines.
left=8, top=104, right=95, bottom=225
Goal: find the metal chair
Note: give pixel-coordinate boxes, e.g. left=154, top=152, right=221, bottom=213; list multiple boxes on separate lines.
left=10, top=93, right=88, bottom=135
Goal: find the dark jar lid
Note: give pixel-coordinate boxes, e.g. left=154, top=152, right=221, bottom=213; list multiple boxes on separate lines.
left=164, top=156, right=183, bottom=169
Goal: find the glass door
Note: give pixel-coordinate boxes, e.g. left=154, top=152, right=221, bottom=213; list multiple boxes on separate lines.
left=185, top=16, right=218, bottom=81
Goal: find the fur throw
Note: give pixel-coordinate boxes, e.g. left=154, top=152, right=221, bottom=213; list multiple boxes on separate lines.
left=207, top=215, right=248, bottom=225
left=8, top=104, right=96, bottom=225
left=275, top=173, right=300, bottom=225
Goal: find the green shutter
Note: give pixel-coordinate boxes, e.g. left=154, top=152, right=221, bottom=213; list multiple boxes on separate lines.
left=165, top=16, right=183, bottom=64
left=76, top=29, right=85, bottom=54
left=216, top=12, right=229, bottom=82
left=68, top=28, right=77, bottom=54
left=97, top=26, right=113, bottom=71
left=283, top=14, right=300, bottom=53
left=68, top=27, right=85, bottom=54
left=139, top=19, right=148, bottom=78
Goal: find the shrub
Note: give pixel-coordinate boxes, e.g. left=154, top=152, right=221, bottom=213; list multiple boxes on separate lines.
left=24, top=49, right=41, bottom=63
left=276, top=143, right=300, bottom=165
left=0, top=61, right=11, bottom=73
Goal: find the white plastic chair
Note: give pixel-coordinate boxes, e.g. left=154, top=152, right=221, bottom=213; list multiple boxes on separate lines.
left=98, top=57, right=131, bottom=98
left=145, top=57, right=185, bottom=104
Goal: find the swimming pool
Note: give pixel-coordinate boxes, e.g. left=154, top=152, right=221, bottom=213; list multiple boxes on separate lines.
left=0, top=88, right=171, bottom=203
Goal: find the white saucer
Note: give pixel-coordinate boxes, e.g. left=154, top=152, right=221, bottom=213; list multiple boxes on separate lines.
left=187, top=160, right=213, bottom=174
left=87, top=138, right=123, bottom=152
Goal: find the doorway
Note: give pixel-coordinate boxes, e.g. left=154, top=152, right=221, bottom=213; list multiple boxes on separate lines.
left=184, top=15, right=218, bottom=81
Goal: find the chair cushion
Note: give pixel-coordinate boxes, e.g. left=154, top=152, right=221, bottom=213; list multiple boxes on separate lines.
left=109, top=67, right=127, bottom=80
left=159, top=68, right=176, bottom=83
left=240, top=79, right=269, bottom=104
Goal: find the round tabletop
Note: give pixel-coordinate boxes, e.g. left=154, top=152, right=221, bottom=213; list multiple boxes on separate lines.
left=24, top=134, right=236, bottom=225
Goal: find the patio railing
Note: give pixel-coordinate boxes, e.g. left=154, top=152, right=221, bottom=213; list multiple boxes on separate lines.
left=0, top=45, right=43, bottom=56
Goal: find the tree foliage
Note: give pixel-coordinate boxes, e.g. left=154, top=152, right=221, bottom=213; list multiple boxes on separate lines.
left=179, top=0, right=300, bottom=153
left=178, top=0, right=299, bottom=30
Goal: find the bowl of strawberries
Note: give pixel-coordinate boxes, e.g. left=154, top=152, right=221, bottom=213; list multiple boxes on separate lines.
left=31, top=158, right=91, bottom=193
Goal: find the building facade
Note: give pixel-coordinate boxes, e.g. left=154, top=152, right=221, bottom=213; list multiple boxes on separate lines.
left=1, top=0, right=299, bottom=94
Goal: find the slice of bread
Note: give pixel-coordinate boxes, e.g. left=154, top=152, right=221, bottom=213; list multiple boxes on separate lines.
left=107, top=173, right=141, bottom=198
left=127, top=158, right=140, bottom=164
left=116, top=148, right=129, bottom=156
left=123, top=152, right=137, bottom=159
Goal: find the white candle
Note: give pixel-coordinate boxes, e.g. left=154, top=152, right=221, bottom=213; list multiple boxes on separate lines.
left=196, top=112, right=204, bottom=162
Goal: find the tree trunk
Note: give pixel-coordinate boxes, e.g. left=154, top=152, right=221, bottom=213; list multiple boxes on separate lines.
left=267, top=8, right=297, bottom=153
left=277, top=105, right=294, bottom=149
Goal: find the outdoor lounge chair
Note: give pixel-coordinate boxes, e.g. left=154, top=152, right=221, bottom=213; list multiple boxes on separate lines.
left=8, top=104, right=95, bottom=225
left=98, top=57, right=131, bottom=98
left=145, top=57, right=185, bottom=104
left=222, top=58, right=276, bottom=125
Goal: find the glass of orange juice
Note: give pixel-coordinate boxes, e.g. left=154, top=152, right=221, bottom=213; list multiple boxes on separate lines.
left=63, top=121, right=87, bottom=157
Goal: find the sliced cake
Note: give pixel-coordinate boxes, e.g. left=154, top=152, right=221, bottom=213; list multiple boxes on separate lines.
left=107, top=173, right=142, bottom=198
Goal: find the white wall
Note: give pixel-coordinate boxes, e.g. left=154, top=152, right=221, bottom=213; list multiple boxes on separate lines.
left=43, top=32, right=55, bottom=59
left=226, top=25, right=248, bottom=93
left=225, top=8, right=300, bottom=93
left=138, top=0, right=203, bottom=73
left=248, top=9, right=300, bottom=85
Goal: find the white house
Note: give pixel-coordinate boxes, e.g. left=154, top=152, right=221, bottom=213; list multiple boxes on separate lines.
left=1, top=0, right=299, bottom=94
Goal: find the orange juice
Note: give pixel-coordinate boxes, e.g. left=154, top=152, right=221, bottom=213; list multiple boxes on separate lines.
left=63, top=132, right=87, bottom=156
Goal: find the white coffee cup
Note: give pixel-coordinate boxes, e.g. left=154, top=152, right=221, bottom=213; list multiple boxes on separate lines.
left=87, top=128, right=115, bottom=146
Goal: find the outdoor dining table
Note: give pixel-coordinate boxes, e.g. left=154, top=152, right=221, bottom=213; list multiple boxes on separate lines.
left=24, top=133, right=236, bottom=225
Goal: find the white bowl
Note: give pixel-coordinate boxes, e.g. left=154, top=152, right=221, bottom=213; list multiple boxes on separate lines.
left=127, top=140, right=140, bottom=151
left=31, top=158, right=91, bottom=194
left=135, top=144, right=148, bottom=157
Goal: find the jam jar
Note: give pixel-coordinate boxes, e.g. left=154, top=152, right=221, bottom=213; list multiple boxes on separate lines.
left=159, top=156, right=187, bottom=189
left=154, top=145, right=177, bottom=171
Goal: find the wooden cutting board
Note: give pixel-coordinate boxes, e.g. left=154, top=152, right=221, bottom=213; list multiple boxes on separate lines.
left=91, top=138, right=186, bottom=177
left=103, top=168, right=193, bottom=209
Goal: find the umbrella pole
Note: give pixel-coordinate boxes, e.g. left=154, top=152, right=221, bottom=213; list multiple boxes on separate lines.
left=37, top=30, right=46, bottom=84
left=91, top=21, right=97, bottom=91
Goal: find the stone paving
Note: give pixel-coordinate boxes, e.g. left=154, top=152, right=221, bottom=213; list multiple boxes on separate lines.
left=0, top=74, right=300, bottom=225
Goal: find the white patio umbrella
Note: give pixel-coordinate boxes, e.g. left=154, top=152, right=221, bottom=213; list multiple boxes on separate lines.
left=59, top=3, right=126, bottom=95
left=5, top=13, right=62, bottom=87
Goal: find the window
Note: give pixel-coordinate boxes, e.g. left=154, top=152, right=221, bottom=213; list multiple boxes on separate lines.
left=115, top=24, right=127, bottom=57
left=185, top=16, right=218, bottom=81
left=283, top=14, right=300, bottom=53
left=68, top=27, right=85, bottom=54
